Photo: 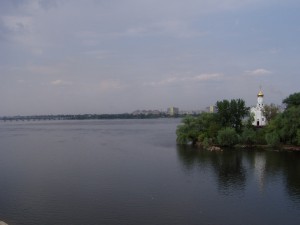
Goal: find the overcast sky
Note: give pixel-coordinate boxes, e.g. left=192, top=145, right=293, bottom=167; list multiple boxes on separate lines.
left=1, top=0, right=299, bottom=115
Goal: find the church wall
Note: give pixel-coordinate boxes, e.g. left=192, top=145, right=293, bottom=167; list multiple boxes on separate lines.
left=251, top=93, right=267, bottom=127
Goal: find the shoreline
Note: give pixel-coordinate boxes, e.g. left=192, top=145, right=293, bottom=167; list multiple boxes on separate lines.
left=194, top=142, right=300, bottom=152
left=235, top=144, right=300, bottom=151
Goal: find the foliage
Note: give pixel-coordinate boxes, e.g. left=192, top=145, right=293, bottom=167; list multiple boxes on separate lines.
left=202, top=137, right=213, bottom=149
left=216, top=99, right=249, bottom=133
left=240, top=127, right=256, bottom=145
left=176, top=92, right=300, bottom=148
left=279, top=106, right=300, bottom=145
left=283, top=92, right=300, bottom=109
left=0, top=113, right=175, bottom=121
left=244, top=112, right=255, bottom=129
left=254, top=127, right=267, bottom=145
left=215, top=99, right=230, bottom=127
left=176, top=116, right=199, bottom=145
left=297, top=129, right=300, bottom=146
left=176, top=113, right=220, bottom=145
left=265, top=132, right=280, bottom=147
left=217, top=127, right=239, bottom=147
left=265, top=105, right=300, bottom=145
left=262, top=103, right=281, bottom=122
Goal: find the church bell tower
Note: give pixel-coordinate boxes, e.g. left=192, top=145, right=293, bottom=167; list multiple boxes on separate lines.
left=251, top=89, right=267, bottom=127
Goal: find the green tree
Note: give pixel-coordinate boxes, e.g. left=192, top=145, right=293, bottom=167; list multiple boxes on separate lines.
left=217, top=127, right=239, bottom=147
left=244, top=112, right=255, bottom=129
left=283, top=92, right=300, bottom=108
left=216, top=99, right=249, bottom=133
left=297, top=129, right=300, bottom=145
left=176, top=116, right=199, bottom=145
left=265, top=131, right=280, bottom=147
left=262, top=103, right=281, bottom=122
left=240, top=127, right=256, bottom=145
left=254, top=127, right=267, bottom=145
left=216, top=99, right=231, bottom=127
left=280, top=106, right=300, bottom=145
left=176, top=112, right=220, bottom=145
left=265, top=96, right=300, bottom=146
left=196, top=112, right=220, bottom=140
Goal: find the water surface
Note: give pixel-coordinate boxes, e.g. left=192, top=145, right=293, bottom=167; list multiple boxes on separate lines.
left=0, top=119, right=299, bottom=225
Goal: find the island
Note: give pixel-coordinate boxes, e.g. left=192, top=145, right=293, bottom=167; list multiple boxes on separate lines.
left=176, top=91, right=300, bottom=150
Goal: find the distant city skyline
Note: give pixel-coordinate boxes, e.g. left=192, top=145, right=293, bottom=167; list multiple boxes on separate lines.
left=1, top=0, right=300, bottom=116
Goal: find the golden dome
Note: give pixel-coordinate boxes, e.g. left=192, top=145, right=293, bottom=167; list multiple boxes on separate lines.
left=257, top=90, right=264, bottom=97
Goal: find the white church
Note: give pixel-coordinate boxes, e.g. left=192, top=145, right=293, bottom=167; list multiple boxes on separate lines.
left=250, top=89, right=267, bottom=127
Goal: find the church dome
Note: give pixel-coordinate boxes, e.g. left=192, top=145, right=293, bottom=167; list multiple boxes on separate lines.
left=257, top=90, right=264, bottom=97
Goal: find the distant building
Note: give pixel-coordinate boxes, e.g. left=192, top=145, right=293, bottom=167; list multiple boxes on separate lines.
left=205, top=105, right=216, bottom=113
left=132, top=109, right=162, bottom=116
left=167, top=107, right=179, bottom=116
left=250, top=89, right=267, bottom=127
left=209, top=105, right=216, bottom=113
left=180, top=110, right=202, bottom=115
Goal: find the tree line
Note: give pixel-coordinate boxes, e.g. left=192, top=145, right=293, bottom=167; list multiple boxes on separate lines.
left=176, top=92, right=300, bottom=148
left=0, top=112, right=181, bottom=121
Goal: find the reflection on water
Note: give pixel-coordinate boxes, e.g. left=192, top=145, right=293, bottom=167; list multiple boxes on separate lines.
left=176, top=145, right=300, bottom=203
left=176, top=145, right=246, bottom=194
left=0, top=119, right=300, bottom=225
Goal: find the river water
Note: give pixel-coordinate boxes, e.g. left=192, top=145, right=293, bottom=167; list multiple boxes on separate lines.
left=0, top=119, right=299, bottom=225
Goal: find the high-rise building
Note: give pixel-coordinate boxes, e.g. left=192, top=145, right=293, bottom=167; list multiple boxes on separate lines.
left=167, top=107, right=179, bottom=116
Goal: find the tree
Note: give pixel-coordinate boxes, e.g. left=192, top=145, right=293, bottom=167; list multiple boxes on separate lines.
left=283, top=92, right=300, bottom=109
left=176, top=113, right=220, bottom=145
left=217, top=127, right=239, bottom=147
left=215, top=99, right=230, bottom=127
left=176, top=116, right=199, bottom=145
left=297, top=129, right=300, bottom=146
left=265, top=131, right=280, bottom=147
left=265, top=94, right=300, bottom=146
left=240, top=127, right=256, bottom=145
left=279, top=106, right=300, bottom=145
left=216, top=99, right=249, bottom=133
left=262, top=103, right=280, bottom=122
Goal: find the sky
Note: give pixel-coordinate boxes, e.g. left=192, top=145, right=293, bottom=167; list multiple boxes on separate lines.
left=1, top=0, right=300, bottom=115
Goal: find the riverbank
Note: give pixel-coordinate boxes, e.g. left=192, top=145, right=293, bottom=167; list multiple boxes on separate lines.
left=235, top=144, right=300, bottom=151
left=195, top=142, right=300, bottom=152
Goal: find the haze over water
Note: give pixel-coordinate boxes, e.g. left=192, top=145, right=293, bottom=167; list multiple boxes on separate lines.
left=0, top=119, right=299, bottom=225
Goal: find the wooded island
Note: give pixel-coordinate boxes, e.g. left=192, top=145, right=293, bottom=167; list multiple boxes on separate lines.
left=176, top=92, right=300, bottom=149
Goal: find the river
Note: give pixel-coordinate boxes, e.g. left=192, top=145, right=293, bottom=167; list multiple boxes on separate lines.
left=0, top=119, right=299, bottom=225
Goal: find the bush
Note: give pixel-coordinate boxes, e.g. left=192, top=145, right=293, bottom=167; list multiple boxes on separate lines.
left=255, top=128, right=267, bottom=145
left=217, top=127, right=238, bottom=147
left=176, top=116, right=199, bottom=145
left=265, top=132, right=280, bottom=147
left=240, top=128, right=256, bottom=145
left=297, top=129, right=300, bottom=146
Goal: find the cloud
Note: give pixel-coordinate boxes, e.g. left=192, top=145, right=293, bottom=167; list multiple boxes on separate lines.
left=2, top=16, right=33, bottom=33
left=245, top=69, right=272, bottom=76
left=145, top=73, right=223, bottom=86
left=193, top=73, right=224, bottom=81
left=78, top=19, right=208, bottom=41
left=122, top=20, right=204, bottom=38
left=17, top=79, right=26, bottom=83
left=269, top=48, right=280, bottom=54
left=98, top=79, right=124, bottom=92
left=149, top=20, right=208, bottom=38
left=1, top=14, right=48, bottom=54
left=0, top=0, right=298, bottom=116
left=27, top=65, right=60, bottom=75
left=84, top=50, right=111, bottom=59
left=51, top=79, right=72, bottom=86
